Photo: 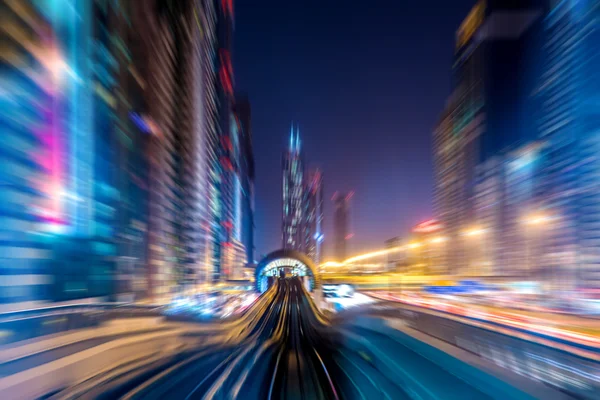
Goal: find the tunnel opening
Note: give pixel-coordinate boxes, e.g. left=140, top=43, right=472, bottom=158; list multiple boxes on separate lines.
left=255, top=250, right=320, bottom=293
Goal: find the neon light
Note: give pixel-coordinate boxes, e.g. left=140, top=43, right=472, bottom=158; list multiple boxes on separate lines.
left=413, top=219, right=442, bottom=233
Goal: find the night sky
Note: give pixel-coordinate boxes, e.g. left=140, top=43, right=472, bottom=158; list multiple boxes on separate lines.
left=233, top=0, right=476, bottom=260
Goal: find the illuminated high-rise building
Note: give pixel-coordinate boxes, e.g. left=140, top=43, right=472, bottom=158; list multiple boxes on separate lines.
left=195, top=0, right=220, bottom=285
left=435, top=0, right=545, bottom=275
left=304, top=169, right=324, bottom=264
left=2, top=0, right=225, bottom=305
left=235, top=96, right=255, bottom=265
left=1, top=0, right=154, bottom=306
left=137, top=0, right=221, bottom=298
left=332, top=192, right=352, bottom=262
left=0, top=1, right=57, bottom=308
left=536, top=0, right=600, bottom=291
left=502, top=142, right=546, bottom=278
left=433, top=95, right=470, bottom=275
left=282, top=124, right=304, bottom=251
left=215, top=0, right=248, bottom=281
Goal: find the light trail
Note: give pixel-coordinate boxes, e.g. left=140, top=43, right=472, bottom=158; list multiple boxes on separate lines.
left=342, top=246, right=404, bottom=264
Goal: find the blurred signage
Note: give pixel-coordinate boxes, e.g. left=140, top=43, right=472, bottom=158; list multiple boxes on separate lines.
left=413, top=219, right=442, bottom=233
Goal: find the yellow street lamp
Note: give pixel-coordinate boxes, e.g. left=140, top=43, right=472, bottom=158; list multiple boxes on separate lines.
left=407, top=242, right=422, bottom=249
left=429, top=236, right=447, bottom=244
left=522, top=214, right=553, bottom=226
left=463, top=227, right=486, bottom=237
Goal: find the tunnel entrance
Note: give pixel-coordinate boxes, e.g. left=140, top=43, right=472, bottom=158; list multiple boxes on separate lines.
left=255, top=249, right=320, bottom=293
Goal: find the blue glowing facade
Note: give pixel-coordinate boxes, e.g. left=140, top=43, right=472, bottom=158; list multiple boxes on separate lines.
left=436, top=0, right=546, bottom=277
left=2, top=0, right=242, bottom=306
left=0, top=0, right=153, bottom=307
left=0, top=2, right=55, bottom=307
left=537, top=0, right=600, bottom=290
left=235, top=96, right=255, bottom=265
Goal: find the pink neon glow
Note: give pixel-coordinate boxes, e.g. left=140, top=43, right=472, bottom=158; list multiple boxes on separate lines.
left=34, top=37, right=65, bottom=225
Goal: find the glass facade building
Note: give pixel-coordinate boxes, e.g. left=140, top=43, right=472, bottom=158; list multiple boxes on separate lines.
left=282, top=125, right=304, bottom=251
left=304, top=169, right=324, bottom=265
left=235, top=96, right=255, bottom=265
left=434, top=0, right=545, bottom=277
left=537, top=0, right=600, bottom=291
left=1, top=1, right=55, bottom=308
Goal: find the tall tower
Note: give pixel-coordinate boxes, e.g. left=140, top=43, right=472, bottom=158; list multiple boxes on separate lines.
left=138, top=0, right=220, bottom=298
left=332, top=192, right=352, bottom=262
left=0, top=0, right=56, bottom=308
left=215, top=0, right=239, bottom=281
left=282, top=124, right=304, bottom=251
left=235, top=96, right=255, bottom=264
left=305, top=169, right=324, bottom=264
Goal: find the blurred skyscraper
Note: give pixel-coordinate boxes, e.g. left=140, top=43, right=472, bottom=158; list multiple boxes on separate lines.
left=332, top=192, right=352, bottom=262
left=137, top=0, right=241, bottom=295
left=282, top=124, right=304, bottom=251
left=433, top=96, right=470, bottom=275
left=214, top=0, right=249, bottom=281
left=0, top=0, right=162, bottom=307
left=193, top=0, right=220, bottom=287
left=1, top=1, right=57, bottom=308
left=135, top=0, right=217, bottom=299
left=434, top=0, right=545, bottom=277
left=235, top=96, right=255, bottom=265
left=281, top=130, right=324, bottom=263
left=536, top=0, right=600, bottom=291
left=304, top=169, right=324, bottom=264
left=1, top=0, right=236, bottom=305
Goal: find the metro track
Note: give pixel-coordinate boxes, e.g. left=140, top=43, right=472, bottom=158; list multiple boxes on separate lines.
left=42, top=277, right=457, bottom=400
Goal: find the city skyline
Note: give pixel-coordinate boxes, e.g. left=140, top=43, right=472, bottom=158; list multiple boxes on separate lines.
left=2, top=2, right=599, bottom=399
left=234, top=0, right=476, bottom=258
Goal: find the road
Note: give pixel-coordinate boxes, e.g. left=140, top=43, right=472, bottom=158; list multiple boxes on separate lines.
left=39, top=278, right=566, bottom=400
left=366, top=291, right=600, bottom=348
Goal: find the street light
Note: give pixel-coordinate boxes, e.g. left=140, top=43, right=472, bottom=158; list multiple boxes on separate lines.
left=521, top=213, right=554, bottom=281
left=522, top=214, right=553, bottom=226
left=428, top=237, right=447, bottom=274
left=429, top=236, right=447, bottom=244
left=462, top=227, right=487, bottom=276
left=463, top=227, right=486, bottom=237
